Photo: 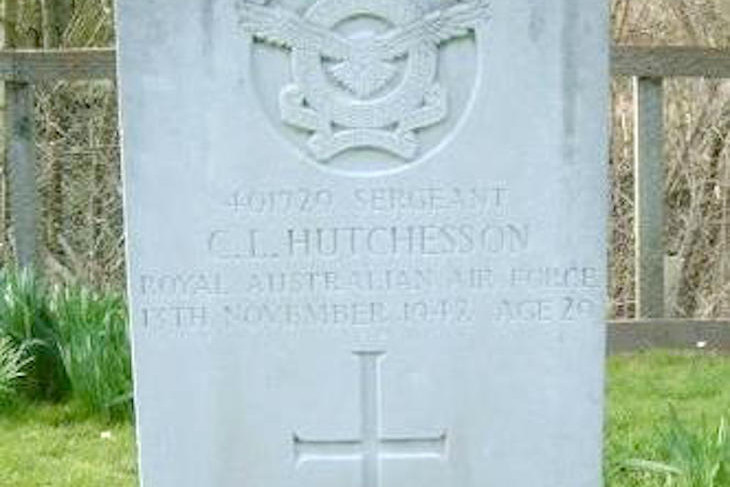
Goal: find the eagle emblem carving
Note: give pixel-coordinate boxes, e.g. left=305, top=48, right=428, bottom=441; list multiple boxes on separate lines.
left=237, top=0, right=490, bottom=162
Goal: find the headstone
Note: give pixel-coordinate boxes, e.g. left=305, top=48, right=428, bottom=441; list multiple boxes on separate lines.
left=116, top=1, right=608, bottom=486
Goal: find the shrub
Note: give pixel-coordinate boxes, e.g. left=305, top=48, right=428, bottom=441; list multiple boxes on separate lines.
left=51, top=285, right=133, bottom=421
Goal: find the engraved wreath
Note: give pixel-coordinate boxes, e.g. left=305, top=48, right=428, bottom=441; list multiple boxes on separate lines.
left=237, top=0, right=490, bottom=162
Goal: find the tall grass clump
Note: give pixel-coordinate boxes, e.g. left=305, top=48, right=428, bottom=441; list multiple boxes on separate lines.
left=0, top=337, right=31, bottom=406
left=0, top=268, right=70, bottom=401
left=51, top=286, right=132, bottom=421
left=0, top=267, right=133, bottom=420
left=625, top=409, right=730, bottom=486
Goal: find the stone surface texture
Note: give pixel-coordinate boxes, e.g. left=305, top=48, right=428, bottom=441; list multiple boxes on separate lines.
left=116, top=0, right=609, bottom=485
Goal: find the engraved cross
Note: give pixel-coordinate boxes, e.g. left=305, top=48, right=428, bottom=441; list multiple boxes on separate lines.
left=293, top=351, right=447, bottom=487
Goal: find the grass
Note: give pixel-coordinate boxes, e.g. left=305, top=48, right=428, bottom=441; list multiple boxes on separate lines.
left=0, top=269, right=133, bottom=420
left=51, top=286, right=132, bottom=421
left=622, top=411, right=730, bottom=486
left=0, top=403, right=137, bottom=486
left=0, top=351, right=726, bottom=486
left=0, top=269, right=70, bottom=402
left=605, top=352, right=730, bottom=486
left=0, top=337, right=31, bottom=406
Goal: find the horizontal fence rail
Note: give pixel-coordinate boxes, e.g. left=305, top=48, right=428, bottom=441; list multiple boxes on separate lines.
left=608, top=319, right=730, bottom=354
left=612, top=46, right=730, bottom=78
left=0, top=48, right=115, bottom=81
left=1, top=46, right=730, bottom=82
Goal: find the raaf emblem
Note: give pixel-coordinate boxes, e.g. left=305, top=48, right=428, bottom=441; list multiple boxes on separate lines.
left=237, top=0, right=490, bottom=164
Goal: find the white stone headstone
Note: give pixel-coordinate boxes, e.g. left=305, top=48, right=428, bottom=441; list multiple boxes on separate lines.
left=117, top=1, right=608, bottom=485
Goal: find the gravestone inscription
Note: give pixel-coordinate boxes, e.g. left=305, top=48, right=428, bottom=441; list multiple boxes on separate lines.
left=116, top=0, right=608, bottom=485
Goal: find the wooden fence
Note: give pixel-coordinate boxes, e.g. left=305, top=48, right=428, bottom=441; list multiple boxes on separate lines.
left=1, top=46, right=729, bottom=352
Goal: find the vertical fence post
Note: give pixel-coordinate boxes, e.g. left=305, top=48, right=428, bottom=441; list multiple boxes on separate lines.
left=41, top=0, right=71, bottom=48
left=41, top=0, right=69, bottom=258
left=634, top=76, right=665, bottom=318
left=5, top=81, right=38, bottom=268
left=0, top=0, right=8, bottom=261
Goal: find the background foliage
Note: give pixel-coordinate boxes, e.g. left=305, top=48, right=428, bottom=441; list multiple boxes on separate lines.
left=610, top=0, right=730, bottom=318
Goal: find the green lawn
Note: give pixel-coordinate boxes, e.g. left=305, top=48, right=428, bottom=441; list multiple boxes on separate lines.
left=0, top=351, right=728, bottom=486
left=0, top=404, right=137, bottom=486
left=605, top=351, right=730, bottom=486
